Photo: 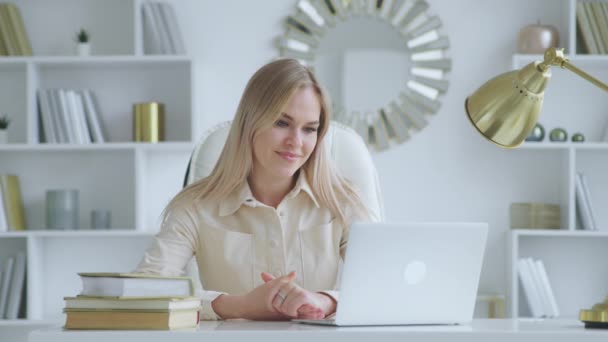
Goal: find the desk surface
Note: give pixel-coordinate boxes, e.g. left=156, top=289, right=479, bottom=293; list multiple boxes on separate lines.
left=29, top=319, right=608, bottom=342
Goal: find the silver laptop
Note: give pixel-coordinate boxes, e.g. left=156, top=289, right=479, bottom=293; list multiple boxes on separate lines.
left=294, top=222, right=488, bottom=326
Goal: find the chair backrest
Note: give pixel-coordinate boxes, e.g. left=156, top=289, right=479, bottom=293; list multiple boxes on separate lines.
left=184, top=120, right=384, bottom=221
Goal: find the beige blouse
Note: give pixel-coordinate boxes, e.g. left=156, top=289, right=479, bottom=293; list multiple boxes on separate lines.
left=135, top=172, right=356, bottom=320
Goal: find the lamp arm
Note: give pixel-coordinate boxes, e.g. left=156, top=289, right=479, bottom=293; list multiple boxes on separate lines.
left=538, top=47, right=608, bottom=92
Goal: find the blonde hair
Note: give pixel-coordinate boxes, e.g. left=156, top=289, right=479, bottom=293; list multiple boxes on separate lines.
left=163, top=58, right=369, bottom=225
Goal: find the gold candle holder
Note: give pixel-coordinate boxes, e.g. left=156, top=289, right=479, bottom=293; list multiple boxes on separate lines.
left=133, top=102, right=165, bottom=142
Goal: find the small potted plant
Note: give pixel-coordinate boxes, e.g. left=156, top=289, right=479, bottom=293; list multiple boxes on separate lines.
left=75, top=28, right=91, bottom=56
left=0, top=114, right=10, bottom=144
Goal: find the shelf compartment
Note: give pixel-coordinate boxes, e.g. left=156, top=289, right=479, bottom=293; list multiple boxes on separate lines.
left=575, top=149, right=608, bottom=231
left=516, top=234, right=608, bottom=318
left=512, top=56, right=608, bottom=143
left=0, top=64, right=28, bottom=144
left=33, top=60, right=192, bottom=143
left=15, top=0, right=135, bottom=56
left=0, top=149, right=136, bottom=231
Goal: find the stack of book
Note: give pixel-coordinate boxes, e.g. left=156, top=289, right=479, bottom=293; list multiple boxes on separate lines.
left=0, top=174, right=26, bottom=232
left=141, top=1, right=186, bottom=55
left=64, top=272, right=200, bottom=330
left=575, top=172, right=597, bottom=231
left=0, top=252, right=26, bottom=319
left=577, top=1, right=608, bottom=54
left=37, top=88, right=107, bottom=144
left=517, top=257, right=560, bottom=318
left=0, top=2, right=32, bottom=56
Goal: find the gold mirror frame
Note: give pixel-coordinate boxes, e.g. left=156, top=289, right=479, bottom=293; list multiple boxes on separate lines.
left=277, top=0, right=451, bottom=151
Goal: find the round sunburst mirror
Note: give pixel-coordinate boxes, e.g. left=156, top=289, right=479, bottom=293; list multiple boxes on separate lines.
left=277, top=0, right=451, bottom=151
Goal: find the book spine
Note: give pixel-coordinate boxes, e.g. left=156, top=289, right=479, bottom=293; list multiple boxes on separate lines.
left=575, top=172, right=593, bottom=230
left=0, top=185, right=8, bottom=232
left=5, top=252, right=26, bottom=319
left=0, top=175, right=27, bottom=231
left=517, top=258, right=543, bottom=317
left=6, top=3, right=32, bottom=56
left=536, top=259, right=560, bottom=318
left=0, top=257, right=15, bottom=318
left=580, top=173, right=597, bottom=230
left=0, top=4, right=18, bottom=55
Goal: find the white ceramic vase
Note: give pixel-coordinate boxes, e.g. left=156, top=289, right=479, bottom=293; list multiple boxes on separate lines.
left=0, top=130, right=8, bottom=144
left=77, top=43, right=91, bottom=56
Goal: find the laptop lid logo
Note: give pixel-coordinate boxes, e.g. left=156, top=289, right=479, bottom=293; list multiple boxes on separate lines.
left=403, top=260, right=427, bottom=285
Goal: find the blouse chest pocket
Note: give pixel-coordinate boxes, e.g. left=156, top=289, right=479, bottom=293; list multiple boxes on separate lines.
left=298, top=219, right=342, bottom=292
left=197, top=226, right=254, bottom=295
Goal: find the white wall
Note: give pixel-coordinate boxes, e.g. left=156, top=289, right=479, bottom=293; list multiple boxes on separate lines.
left=169, top=0, right=567, bottom=297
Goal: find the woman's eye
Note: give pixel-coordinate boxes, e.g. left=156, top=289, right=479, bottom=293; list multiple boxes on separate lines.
left=276, top=120, right=289, bottom=127
left=304, top=127, right=318, bottom=133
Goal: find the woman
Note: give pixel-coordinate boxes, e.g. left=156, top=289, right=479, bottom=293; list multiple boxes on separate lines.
left=136, top=58, right=372, bottom=321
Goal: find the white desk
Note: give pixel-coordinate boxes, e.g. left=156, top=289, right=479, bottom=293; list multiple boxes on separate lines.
left=29, top=319, right=608, bottom=342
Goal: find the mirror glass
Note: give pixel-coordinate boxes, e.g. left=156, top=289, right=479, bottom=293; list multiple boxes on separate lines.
left=315, top=17, right=410, bottom=114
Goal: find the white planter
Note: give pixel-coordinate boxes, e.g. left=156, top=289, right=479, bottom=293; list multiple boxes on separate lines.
left=77, top=43, right=91, bottom=56
left=0, top=130, right=7, bottom=144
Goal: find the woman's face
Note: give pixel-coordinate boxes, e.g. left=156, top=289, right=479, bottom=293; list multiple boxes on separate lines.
left=252, top=86, right=321, bottom=182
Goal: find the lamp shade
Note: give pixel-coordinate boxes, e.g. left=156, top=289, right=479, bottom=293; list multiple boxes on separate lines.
left=465, top=62, right=551, bottom=148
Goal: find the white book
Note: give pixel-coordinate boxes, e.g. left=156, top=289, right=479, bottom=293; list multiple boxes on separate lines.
left=142, top=2, right=162, bottom=54
left=73, top=91, right=92, bottom=144
left=579, top=173, right=597, bottom=231
left=58, top=89, right=77, bottom=143
left=517, top=258, right=543, bottom=318
left=160, top=2, right=186, bottom=54
left=6, top=252, right=26, bottom=319
left=5, top=252, right=26, bottom=319
left=81, top=90, right=106, bottom=143
left=79, top=273, right=193, bottom=298
left=48, top=89, right=68, bottom=143
left=66, top=90, right=88, bottom=144
left=0, top=185, right=8, bottom=232
left=151, top=2, right=172, bottom=54
left=535, top=259, right=560, bottom=318
left=37, top=89, right=56, bottom=143
left=575, top=172, right=595, bottom=230
left=528, top=258, right=552, bottom=318
left=0, top=257, right=15, bottom=318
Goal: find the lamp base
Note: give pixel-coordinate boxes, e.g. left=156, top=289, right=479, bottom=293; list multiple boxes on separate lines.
left=579, top=297, right=608, bottom=329
left=583, top=321, right=608, bottom=329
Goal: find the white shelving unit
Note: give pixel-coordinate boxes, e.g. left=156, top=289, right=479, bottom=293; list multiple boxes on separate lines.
left=507, top=0, right=608, bottom=319
left=0, top=0, right=194, bottom=335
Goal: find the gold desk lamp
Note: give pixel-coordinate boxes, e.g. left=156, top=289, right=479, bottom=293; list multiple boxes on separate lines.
left=465, top=47, right=608, bottom=328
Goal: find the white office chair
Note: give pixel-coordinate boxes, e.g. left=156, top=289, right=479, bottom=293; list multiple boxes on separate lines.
left=184, top=120, right=385, bottom=220
left=181, top=120, right=385, bottom=293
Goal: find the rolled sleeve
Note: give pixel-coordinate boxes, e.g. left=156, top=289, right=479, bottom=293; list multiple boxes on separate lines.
left=200, top=291, right=227, bottom=321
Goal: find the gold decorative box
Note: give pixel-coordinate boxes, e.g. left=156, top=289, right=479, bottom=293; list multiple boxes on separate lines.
left=510, top=203, right=560, bottom=229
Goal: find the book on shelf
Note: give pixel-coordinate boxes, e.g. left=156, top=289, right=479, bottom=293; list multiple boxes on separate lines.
left=142, top=1, right=186, bottom=55
left=0, top=184, right=8, bottom=232
left=575, top=172, right=596, bottom=231
left=78, top=272, right=195, bottom=298
left=535, top=259, right=559, bottom=318
left=592, top=2, right=608, bottom=53
left=517, top=257, right=559, bottom=318
left=0, top=175, right=26, bottom=231
left=63, top=308, right=200, bottom=330
left=5, top=252, right=26, bottom=319
left=37, top=88, right=106, bottom=144
left=578, top=2, right=599, bottom=54
left=0, top=3, right=32, bottom=56
left=0, top=256, right=14, bottom=318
